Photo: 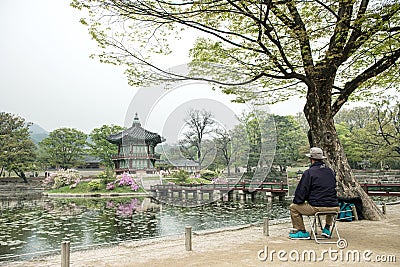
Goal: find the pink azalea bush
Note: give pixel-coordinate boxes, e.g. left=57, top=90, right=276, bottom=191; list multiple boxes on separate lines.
left=118, top=173, right=135, bottom=186
left=106, top=172, right=140, bottom=192
left=106, top=182, right=115, bottom=190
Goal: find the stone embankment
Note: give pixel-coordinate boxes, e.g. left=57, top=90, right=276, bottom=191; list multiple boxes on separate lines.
left=0, top=178, right=45, bottom=199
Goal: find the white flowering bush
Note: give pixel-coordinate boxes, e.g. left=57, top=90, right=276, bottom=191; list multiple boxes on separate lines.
left=211, top=177, right=228, bottom=184
left=44, top=169, right=81, bottom=189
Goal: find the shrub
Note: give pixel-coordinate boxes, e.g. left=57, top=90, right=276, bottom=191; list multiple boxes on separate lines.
left=114, top=173, right=141, bottom=191
left=186, top=177, right=211, bottom=184
left=88, top=179, right=103, bottom=191
left=106, top=182, right=115, bottom=190
left=171, top=170, right=189, bottom=183
left=44, top=169, right=81, bottom=189
left=212, top=177, right=228, bottom=184
left=97, top=170, right=115, bottom=184
left=200, top=170, right=217, bottom=180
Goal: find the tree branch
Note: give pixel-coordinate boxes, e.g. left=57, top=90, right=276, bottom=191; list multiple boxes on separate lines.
left=325, top=0, right=353, bottom=69
left=282, top=1, right=314, bottom=76
left=341, top=1, right=399, bottom=64
left=225, top=0, right=297, bottom=77
left=332, top=48, right=400, bottom=115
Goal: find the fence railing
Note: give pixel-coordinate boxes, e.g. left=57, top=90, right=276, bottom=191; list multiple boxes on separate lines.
left=362, top=183, right=400, bottom=196
left=150, top=182, right=288, bottom=192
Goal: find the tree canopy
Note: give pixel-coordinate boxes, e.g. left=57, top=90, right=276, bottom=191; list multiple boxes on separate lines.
left=336, top=100, right=400, bottom=168
left=88, top=124, right=124, bottom=169
left=272, top=114, right=308, bottom=171
left=72, top=0, right=399, bottom=103
left=0, top=112, right=36, bottom=182
left=179, top=109, right=216, bottom=169
left=213, top=128, right=233, bottom=175
left=72, top=0, right=400, bottom=220
left=39, top=128, right=87, bottom=169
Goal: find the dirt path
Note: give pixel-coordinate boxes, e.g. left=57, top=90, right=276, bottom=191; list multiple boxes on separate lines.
left=5, top=205, right=400, bottom=267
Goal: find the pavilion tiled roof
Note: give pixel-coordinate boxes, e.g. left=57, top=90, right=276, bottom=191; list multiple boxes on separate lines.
left=106, top=114, right=164, bottom=145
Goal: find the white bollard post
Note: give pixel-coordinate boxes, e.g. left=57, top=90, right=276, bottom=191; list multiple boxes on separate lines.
left=263, top=218, right=269, bottom=236
left=61, top=241, right=70, bottom=267
left=185, top=226, right=192, bottom=251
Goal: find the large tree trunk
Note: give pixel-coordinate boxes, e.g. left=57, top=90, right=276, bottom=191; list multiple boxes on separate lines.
left=304, top=99, right=384, bottom=220
left=13, top=169, right=28, bottom=183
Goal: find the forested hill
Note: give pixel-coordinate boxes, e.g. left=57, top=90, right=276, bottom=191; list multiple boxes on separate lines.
left=28, top=123, right=49, bottom=144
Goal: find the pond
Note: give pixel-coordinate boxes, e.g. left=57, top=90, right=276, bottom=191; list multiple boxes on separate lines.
left=0, top=197, right=289, bottom=261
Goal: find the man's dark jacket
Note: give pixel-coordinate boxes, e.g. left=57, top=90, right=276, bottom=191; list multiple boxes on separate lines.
left=293, top=161, right=338, bottom=207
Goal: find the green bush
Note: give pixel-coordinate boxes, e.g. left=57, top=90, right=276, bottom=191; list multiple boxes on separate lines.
left=97, top=170, right=115, bottom=184
left=200, top=170, right=216, bottom=180
left=171, top=170, right=189, bottom=183
left=88, top=179, right=103, bottom=191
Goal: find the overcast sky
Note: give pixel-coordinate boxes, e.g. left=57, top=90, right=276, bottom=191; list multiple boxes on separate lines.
left=0, top=0, right=304, bottom=134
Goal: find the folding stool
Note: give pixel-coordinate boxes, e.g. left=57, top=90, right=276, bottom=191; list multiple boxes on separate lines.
left=307, top=211, right=347, bottom=249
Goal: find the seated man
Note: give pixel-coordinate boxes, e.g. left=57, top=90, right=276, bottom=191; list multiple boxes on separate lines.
left=289, top=147, right=339, bottom=239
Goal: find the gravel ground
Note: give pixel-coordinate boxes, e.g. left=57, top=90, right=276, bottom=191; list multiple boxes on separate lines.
left=3, top=204, right=400, bottom=267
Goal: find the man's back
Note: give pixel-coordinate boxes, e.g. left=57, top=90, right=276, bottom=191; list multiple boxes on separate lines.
left=294, top=161, right=338, bottom=207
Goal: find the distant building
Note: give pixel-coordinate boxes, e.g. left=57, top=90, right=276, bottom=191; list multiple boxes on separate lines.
left=170, top=159, right=199, bottom=173
left=157, top=159, right=199, bottom=173
left=78, top=155, right=101, bottom=169
left=107, top=114, right=165, bottom=174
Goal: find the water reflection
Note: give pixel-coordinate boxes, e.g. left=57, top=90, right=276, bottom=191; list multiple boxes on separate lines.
left=0, top=197, right=289, bottom=261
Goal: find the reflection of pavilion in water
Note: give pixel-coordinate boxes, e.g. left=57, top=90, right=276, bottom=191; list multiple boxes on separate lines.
left=107, top=113, right=165, bottom=175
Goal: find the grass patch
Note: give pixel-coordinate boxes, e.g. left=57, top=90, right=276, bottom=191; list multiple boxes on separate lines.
left=185, top=177, right=212, bottom=184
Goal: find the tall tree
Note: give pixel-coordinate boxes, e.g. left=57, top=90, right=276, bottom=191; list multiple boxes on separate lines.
left=242, top=112, right=262, bottom=172
left=373, top=100, right=400, bottom=156
left=295, top=112, right=309, bottom=136
left=335, top=107, right=374, bottom=131
left=39, top=128, right=87, bottom=169
left=72, top=0, right=400, bottom=219
left=88, top=124, right=124, bottom=169
left=229, top=122, right=250, bottom=174
left=179, top=109, right=215, bottom=170
left=351, top=100, right=400, bottom=167
left=213, top=128, right=233, bottom=175
left=230, top=111, right=276, bottom=177
left=335, top=103, right=400, bottom=168
left=273, top=115, right=308, bottom=172
left=0, top=112, right=36, bottom=182
left=335, top=122, right=365, bottom=169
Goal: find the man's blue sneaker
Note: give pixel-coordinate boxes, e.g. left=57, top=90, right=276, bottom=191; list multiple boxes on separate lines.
left=289, top=231, right=310, bottom=239
left=321, top=228, right=331, bottom=238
